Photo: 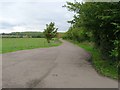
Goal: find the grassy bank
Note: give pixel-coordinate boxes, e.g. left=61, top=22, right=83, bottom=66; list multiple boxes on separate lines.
left=68, top=40, right=118, bottom=80
left=1, top=38, right=61, bottom=54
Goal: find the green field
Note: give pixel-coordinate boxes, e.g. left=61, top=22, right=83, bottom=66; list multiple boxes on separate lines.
left=1, top=38, right=61, bottom=53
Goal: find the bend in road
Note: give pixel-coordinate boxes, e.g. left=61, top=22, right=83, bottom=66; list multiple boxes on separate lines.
left=2, top=40, right=118, bottom=88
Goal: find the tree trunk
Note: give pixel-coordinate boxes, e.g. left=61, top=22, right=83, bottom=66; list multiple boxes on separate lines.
left=47, top=39, right=50, bottom=43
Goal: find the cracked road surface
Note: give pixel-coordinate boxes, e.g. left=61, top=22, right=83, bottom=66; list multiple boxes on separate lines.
left=2, top=40, right=118, bottom=88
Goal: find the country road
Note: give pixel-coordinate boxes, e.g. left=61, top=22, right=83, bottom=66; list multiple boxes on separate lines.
left=2, top=40, right=118, bottom=88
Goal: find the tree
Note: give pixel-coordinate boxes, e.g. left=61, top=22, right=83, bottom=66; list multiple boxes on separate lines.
left=63, top=1, right=120, bottom=62
left=43, top=22, right=58, bottom=43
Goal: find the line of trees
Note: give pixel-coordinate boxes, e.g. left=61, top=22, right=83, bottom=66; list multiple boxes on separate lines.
left=63, top=2, right=120, bottom=63
left=1, top=32, right=45, bottom=38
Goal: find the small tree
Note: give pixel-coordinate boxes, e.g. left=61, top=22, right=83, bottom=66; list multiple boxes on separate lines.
left=43, top=22, right=58, bottom=43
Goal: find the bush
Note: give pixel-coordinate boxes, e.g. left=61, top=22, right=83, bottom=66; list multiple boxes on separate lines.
left=64, top=2, right=120, bottom=63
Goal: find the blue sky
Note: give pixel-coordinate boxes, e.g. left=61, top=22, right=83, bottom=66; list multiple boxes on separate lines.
left=0, top=0, right=83, bottom=33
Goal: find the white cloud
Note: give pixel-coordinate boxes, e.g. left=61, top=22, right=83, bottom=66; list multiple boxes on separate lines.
left=0, top=17, right=17, bottom=24
left=0, top=0, right=82, bottom=3
left=0, top=1, right=77, bottom=33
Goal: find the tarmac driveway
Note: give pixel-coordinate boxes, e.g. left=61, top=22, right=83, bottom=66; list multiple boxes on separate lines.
left=2, top=40, right=118, bottom=88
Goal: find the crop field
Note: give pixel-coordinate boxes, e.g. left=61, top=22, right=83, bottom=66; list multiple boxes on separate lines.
left=1, top=38, right=61, bottom=53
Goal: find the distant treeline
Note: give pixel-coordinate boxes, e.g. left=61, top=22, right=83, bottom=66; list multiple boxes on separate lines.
left=1, top=32, right=45, bottom=38
left=1, top=32, right=65, bottom=38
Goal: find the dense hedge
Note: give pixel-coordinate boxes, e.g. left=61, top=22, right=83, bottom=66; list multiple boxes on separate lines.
left=63, top=2, right=120, bottom=63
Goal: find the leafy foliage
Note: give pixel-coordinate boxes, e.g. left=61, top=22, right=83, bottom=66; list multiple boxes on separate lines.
left=63, top=2, right=120, bottom=63
left=44, top=22, right=58, bottom=43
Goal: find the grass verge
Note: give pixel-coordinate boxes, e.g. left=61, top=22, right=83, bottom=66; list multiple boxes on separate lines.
left=1, top=38, right=62, bottom=54
left=67, top=40, right=118, bottom=80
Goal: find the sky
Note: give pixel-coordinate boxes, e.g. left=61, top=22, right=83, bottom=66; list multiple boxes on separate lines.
left=0, top=0, right=83, bottom=33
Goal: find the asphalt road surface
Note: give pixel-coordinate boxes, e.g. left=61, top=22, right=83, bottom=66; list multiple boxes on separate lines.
left=2, top=40, right=118, bottom=88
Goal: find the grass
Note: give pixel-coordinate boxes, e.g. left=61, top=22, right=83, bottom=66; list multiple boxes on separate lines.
left=1, top=38, right=62, bottom=54
left=67, top=40, right=118, bottom=80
